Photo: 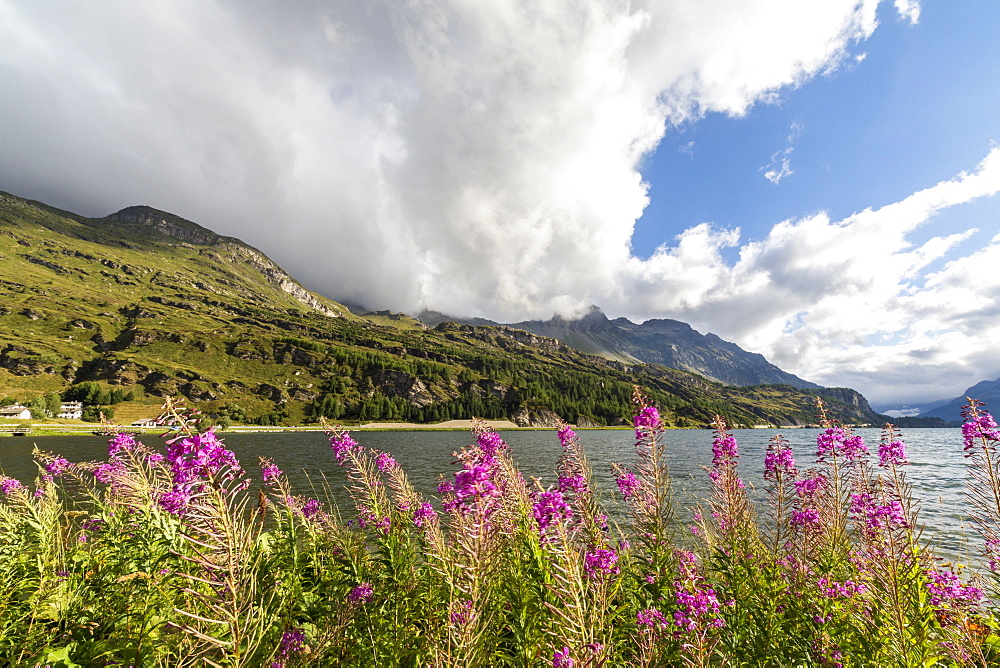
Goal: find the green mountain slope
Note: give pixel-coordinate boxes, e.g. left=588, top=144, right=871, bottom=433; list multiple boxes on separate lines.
left=0, top=192, right=885, bottom=428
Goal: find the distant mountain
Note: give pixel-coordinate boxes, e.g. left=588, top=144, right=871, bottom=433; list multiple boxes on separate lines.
left=418, top=305, right=818, bottom=390
left=918, top=377, right=1000, bottom=424
left=0, top=191, right=884, bottom=428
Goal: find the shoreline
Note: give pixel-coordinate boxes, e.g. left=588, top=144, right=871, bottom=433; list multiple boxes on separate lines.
left=1, top=420, right=632, bottom=436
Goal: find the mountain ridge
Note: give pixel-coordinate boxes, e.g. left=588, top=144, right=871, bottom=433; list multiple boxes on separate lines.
left=416, top=305, right=818, bottom=389
left=918, top=377, right=1000, bottom=424
left=1, top=191, right=886, bottom=428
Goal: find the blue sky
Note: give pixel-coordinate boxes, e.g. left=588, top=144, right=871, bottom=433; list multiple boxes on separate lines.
left=1, top=0, right=999, bottom=409
left=635, top=1, right=1000, bottom=261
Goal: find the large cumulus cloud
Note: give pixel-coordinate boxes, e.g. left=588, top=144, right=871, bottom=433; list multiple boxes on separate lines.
left=0, top=0, right=885, bottom=314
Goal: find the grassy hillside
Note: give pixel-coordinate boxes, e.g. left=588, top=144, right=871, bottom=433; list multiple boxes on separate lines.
left=0, top=192, right=884, bottom=428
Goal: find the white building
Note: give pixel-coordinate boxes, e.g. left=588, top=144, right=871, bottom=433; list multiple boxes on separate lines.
left=58, top=402, right=84, bottom=420
left=0, top=404, right=32, bottom=420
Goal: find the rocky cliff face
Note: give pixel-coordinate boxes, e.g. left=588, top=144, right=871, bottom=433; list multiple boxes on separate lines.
left=222, top=243, right=341, bottom=318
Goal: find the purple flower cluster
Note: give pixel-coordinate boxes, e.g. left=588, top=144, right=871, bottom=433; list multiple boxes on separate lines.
left=300, top=498, right=322, bottom=519
left=375, top=451, right=396, bottom=472
left=271, top=627, right=306, bottom=668
left=712, top=433, right=739, bottom=466
left=439, top=461, right=499, bottom=514
left=632, top=405, right=660, bottom=442
left=816, top=426, right=867, bottom=462
left=672, top=550, right=725, bottom=633
left=552, top=646, right=574, bottom=667
left=532, top=489, right=572, bottom=540
left=45, top=457, right=71, bottom=478
left=107, top=432, right=138, bottom=459
left=987, top=539, right=1000, bottom=573
left=615, top=470, right=639, bottom=500
left=583, top=547, right=619, bottom=578
left=81, top=517, right=104, bottom=532
left=790, top=508, right=821, bottom=527
left=849, top=493, right=906, bottom=535
left=637, top=607, right=669, bottom=631
left=158, top=490, right=189, bottom=515
left=817, top=577, right=866, bottom=599
left=348, top=582, right=373, bottom=603
left=794, top=476, right=825, bottom=498
left=0, top=477, right=25, bottom=497
left=413, top=501, right=438, bottom=528
left=93, top=460, right=126, bottom=486
left=764, top=442, right=797, bottom=479
left=558, top=473, right=587, bottom=495
left=709, top=427, right=744, bottom=486
left=925, top=569, right=984, bottom=608
left=557, top=425, right=576, bottom=449
left=260, top=459, right=283, bottom=483
left=476, top=429, right=507, bottom=457
left=878, top=439, right=908, bottom=467
left=450, top=599, right=473, bottom=626
left=329, top=431, right=360, bottom=465
left=961, top=404, right=1000, bottom=453
left=159, top=430, right=245, bottom=515
left=789, top=474, right=824, bottom=528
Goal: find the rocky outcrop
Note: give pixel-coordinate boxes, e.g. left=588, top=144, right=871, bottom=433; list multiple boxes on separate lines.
left=79, top=357, right=153, bottom=385
left=370, top=369, right=437, bottom=407
left=575, top=415, right=602, bottom=428
left=106, top=206, right=218, bottom=245
left=272, top=342, right=320, bottom=366
left=106, top=206, right=340, bottom=319
left=810, top=387, right=882, bottom=422
left=511, top=406, right=563, bottom=428
left=0, top=345, right=64, bottom=376
left=254, top=383, right=287, bottom=402
left=221, top=243, right=341, bottom=318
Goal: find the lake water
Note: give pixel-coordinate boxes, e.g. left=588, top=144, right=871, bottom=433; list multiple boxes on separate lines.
left=0, top=427, right=983, bottom=567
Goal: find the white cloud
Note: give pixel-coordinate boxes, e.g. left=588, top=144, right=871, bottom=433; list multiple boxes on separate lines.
left=617, top=147, right=1000, bottom=404
left=763, top=148, right=795, bottom=184
left=894, top=0, right=921, bottom=25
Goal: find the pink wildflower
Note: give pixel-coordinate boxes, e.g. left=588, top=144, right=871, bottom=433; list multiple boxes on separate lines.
left=552, top=646, right=574, bottom=667
left=348, top=582, right=373, bottom=603
left=584, top=548, right=620, bottom=577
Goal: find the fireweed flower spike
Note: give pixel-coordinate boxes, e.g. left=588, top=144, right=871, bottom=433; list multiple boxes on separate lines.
left=707, top=415, right=758, bottom=549
left=961, top=399, right=1000, bottom=581
left=763, top=434, right=797, bottom=553
left=260, top=458, right=283, bottom=483
left=0, top=476, right=25, bottom=497
left=45, top=457, right=71, bottom=478
left=764, top=437, right=797, bottom=480
left=271, top=627, right=306, bottom=668
left=554, top=420, right=606, bottom=544
left=159, top=428, right=246, bottom=515
left=612, top=389, right=676, bottom=585
left=531, top=488, right=572, bottom=542
left=671, top=549, right=727, bottom=665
